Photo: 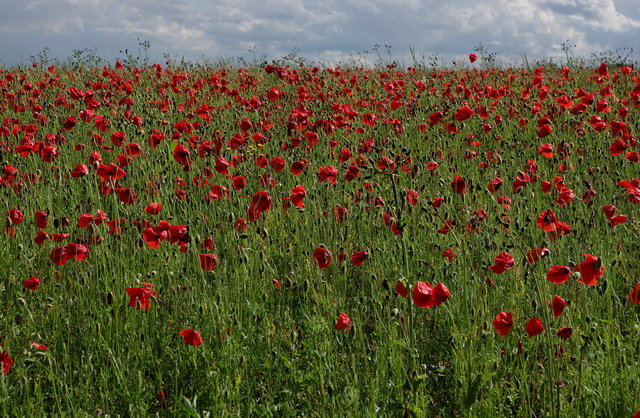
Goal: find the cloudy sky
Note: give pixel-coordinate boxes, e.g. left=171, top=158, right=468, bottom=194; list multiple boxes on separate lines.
left=1, top=0, right=639, bottom=67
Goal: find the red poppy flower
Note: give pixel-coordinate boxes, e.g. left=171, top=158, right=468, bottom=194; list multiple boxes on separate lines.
left=395, top=280, right=408, bottom=298
left=455, top=105, right=475, bottom=121
left=287, top=185, right=307, bottom=208
left=526, top=317, right=544, bottom=337
left=351, top=250, right=369, bottom=267
left=538, top=143, right=554, bottom=158
left=536, top=209, right=557, bottom=232
left=437, top=219, right=454, bottom=234
left=526, top=248, right=550, bottom=264
left=442, top=248, right=457, bottom=261
left=34, top=211, right=48, bottom=228
left=406, top=189, right=418, bottom=205
left=412, top=281, right=434, bottom=308
left=546, top=265, right=572, bottom=284
left=334, top=206, right=348, bottom=223
left=313, top=246, right=332, bottom=269
left=96, top=163, right=126, bottom=182
left=215, top=156, right=229, bottom=174
left=270, top=156, right=286, bottom=173
left=318, top=166, right=338, bottom=185
left=31, top=342, right=47, bottom=351
left=577, top=254, right=604, bottom=286
left=126, top=283, right=156, bottom=310
left=469, top=53, right=478, bottom=63
left=451, top=176, right=468, bottom=195
left=199, top=253, right=218, bottom=271
left=234, top=217, right=247, bottom=232
left=489, top=252, right=515, bottom=274
left=557, top=327, right=573, bottom=340
left=290, top=159, right=307, bottom=175
left=71, top=163, right=89, bottom=178
left=179, top=329, right=203, bottom=346
left=432, top=283, right=451, bottom=305
left=247, top=191, right=272, bottom=222
left=551, top=295, right=568, bottom=317
left=0, top=350, right=12, bottom=375
left=137, top=204, right=159, bottom=218
left=628, top=283, right=640, bottom=304
left=8, top=209, right=23, bottom=225
left=272, top=278, right=281, bottom=290
left=335, top=313, right=351, bottom=332
left=23, top=275, right=40, bottom=290
left=487, top=177, right=502, bottom=193
left=493, top=311, right=513, bottom=336
left=537, top=124, right=552, bottom=138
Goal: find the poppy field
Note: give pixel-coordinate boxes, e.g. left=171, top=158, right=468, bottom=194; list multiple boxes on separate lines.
left=1, top=57, right=639, bottom=416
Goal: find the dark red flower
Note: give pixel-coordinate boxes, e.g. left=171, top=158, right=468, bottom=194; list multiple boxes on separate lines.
left=8, top=209, right=23, bottom=225
left=335, top=313, right=351, bottom=332
left=487, top=177, right=502, bottom=193
left=547, top=266, right=572, bottom=284
left=628, top=283, right=640, bottom=304
left=144, top=203, right=162, bottom=215
left=412, top=281, right=435, bottom=308
left=493, top=311, right=513, bottom=336
left=551, top=295, right=568, bottom=317
left=71, top=163, right=89, bottom=178
left=395, top=280, right=408, bottom=298
left=406, top=189, right=418, bottom=205
left=489, top=252, right=515, bottom=274
left=442, top=248, right=457, bottom=261
left=96, top=163, right=126, bottom=182
left=432, top=283, right=451, bottom=305
left=126, top=283, right=155, bottom=310
left=557, top=327, right=573, bottom=340
left=23, top=275, right=41, bottom=290
left=455, top=105, right=475, bottom=121
left=247, top=191, right=272, bottom=222
left=179, top=329, right=203, bottom=346
left=313, top=246, right=332, bottom=269
left=34, top=211, right=48, bottom=228
left=536, top=209, right=557, bottom=232
left=469, top=53, right=478, bottom=63
left=0, top=350, right=12, bottom=375
left=526, top=317, right=544, bottom=337
left=199, top=253, right=218, bottom=271
left=351, top=250, right=369, bottom=267
left=450, top=176, right=468, bottom=195
left=526, top=248, right=550, bottom=264
left=318, top=166, right=338, bottom=184
left=577, top=254, right=604, bottom=286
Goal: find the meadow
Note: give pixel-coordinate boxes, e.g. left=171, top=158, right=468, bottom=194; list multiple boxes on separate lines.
left=0, top=55, right=639, bottom=416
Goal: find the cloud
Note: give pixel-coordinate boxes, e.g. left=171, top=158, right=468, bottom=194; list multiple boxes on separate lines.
left=0, top=0, right=639, bottom=66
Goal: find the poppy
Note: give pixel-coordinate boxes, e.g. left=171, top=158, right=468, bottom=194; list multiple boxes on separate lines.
left=179, top=329, right=203, bottom=346
left=0, top=350, right=12, bottom=375
left=272, top=278, right=281, bottom=290
left=551, top=295, right=568, bottom=317
left=31, top=342, right=47, bottom=351
left=437, top=220, right=454, bottom=235
left=351, top=250, right=369, bottom=267
left=395, top=280, right=408, bottom=298
left=487, top=177, right=502, bottom=193
left=406, top=189, right=418, bottom=205
left=577, top=254, right=604, bottom=286
left=318, top=166, right=338, bottom=184
left=232, top=176, right=246, bottom=191
left=628, top=283, right=640, bottom=304
left=601, top=205, right=616, bottom=219
left=290, top=159, right=307, bottom=175
left=537, top=124, right=552, bottom=138
left=247, top=191, right=272, bottom=222
left=557, top=327, right=573, bottom=340
left=546, top=265, right=572, bottom=284
left=469, top=53, right=478, bottom=63
left=526, top=248, right=550, bottom=264
left=126, top=283, right=156, bottom=310
left=442, top=248, right=457, bottom=261
left=8, top=209, right=23, bottom=225
left=493, top=311, right=513, bottom=336
left=489, top=252, right=515, bottom=274
left=412, top=281, right=435, bottom=308
left=526, top=317, right=544, bottom=337
left=432, top=283, right=451, bottom=305
left=199, top=253, right=218, bottom=271
left=96, top=163, right=126, bottom=182
left=23, top=275, right=40, bottom=290
left=214, top=156, right=229, bottom=174
left=313, top=246, right=332, bottom=269
left=234, top=217, right=248, bottom=232
left=536, top=209, right=557, bottom=232
left=335, top=313, right=351, bottom=332
left=270, top=157, right=286, bottom=173
left=287, top=185, right=307, bottom=208
left=144, top=203, right=162, bottom=215
left=538, top=143, right=554, bottom=158
left=34, top=211, right=48, bottom=228
left=334, top=206, right=348, bottom=223
left=455, top=105, right=475, bottom=121
left=70, top=163, right=89, bottom=178
left=451, top=176, right=468, bottom=195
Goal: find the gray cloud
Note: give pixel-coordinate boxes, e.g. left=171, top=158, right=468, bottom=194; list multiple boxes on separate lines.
left=1, top=0, right=639, bottom=66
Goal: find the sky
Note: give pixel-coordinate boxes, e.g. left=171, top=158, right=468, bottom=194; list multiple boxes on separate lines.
left=1, top=0, right=639, bottom=67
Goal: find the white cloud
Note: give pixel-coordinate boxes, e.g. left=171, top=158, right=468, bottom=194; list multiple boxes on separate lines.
left=0, top=0, right=639, bottom=66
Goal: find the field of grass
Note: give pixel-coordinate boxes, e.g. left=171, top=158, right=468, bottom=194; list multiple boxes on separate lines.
left=0, top=58, right=639, bottom=416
